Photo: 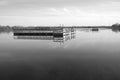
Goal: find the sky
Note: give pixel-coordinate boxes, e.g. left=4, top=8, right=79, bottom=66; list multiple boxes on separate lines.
left=0, top=0, right=120, bottom=26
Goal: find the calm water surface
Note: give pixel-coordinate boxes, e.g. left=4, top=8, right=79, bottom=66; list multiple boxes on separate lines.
left=0, top=28, right=120, bottom=80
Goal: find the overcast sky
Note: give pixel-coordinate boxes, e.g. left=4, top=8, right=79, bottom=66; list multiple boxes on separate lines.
left=0, top=0, right=120, bottom=26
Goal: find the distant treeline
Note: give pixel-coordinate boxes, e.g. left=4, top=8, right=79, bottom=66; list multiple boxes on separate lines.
left=0, top=23, right=120, bottom=33
left=0, top=25, right=12, bottom=33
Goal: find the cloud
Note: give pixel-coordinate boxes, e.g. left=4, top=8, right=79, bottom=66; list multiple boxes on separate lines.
left=0, top=0, right=8, bottom=6
left=2, top=0, right=120, bottom=8
left=0, top=0, right=120, bottom=26
left=19, top=0, right=120, bottom=8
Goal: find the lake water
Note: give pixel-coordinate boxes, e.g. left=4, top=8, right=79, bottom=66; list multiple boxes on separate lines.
left=0, top=27, right=120, bottom=80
